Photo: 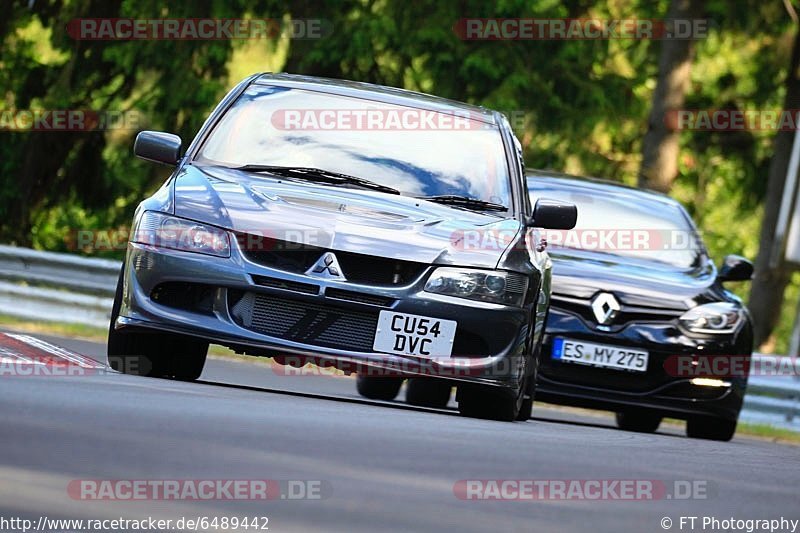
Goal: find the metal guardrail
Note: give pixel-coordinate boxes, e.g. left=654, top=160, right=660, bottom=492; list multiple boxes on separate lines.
left=0, top=245, right=797, bottom=431
left=0, top=245, right=120, bottom=328
left=740, top=359, right=800, bottom=431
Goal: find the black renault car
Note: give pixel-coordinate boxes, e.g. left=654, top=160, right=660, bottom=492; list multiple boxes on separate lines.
left=528, top=171, right=753, bottom=441
left=107, top=73, right=576, bottom=422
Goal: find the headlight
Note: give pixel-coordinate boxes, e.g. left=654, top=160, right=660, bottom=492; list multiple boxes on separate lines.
left=678, top=303, right=742, bottom=334
left=424, top=268, right=528, bottom=306
left=133, top=211, right=230, bottom=257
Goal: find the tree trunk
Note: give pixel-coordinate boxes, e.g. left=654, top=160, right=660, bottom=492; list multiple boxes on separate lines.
left=638, top=0, right=704, bottom=192
left=748, top=27, right=800, bottom=349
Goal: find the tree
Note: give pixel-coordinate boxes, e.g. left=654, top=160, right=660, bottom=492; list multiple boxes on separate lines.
left=748, top=25, right=800, bottom=348
left=638, top=0, right=704, bottom=192
left=0, top=0, right=282, bottom=247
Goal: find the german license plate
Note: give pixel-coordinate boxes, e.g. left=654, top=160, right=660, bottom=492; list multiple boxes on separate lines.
left=373, top=311, right=457, bottom=357
left=552, top=337, right=648, bottom=372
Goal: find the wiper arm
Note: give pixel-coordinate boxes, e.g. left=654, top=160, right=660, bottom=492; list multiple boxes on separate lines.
left=232, top=165, right=400, bottom=195
left=415, top=194, right=507, bottom=212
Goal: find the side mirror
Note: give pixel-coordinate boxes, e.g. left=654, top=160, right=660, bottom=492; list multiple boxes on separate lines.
left=134, top=131, right=182, bottom=165
left=718, top=254, right=753, bottom=282
left=528, top=199, right=577, bottom=230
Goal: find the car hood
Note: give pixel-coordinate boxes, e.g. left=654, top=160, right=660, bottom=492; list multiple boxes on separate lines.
left=548, top=248, right=718, bottom=310
left=171, top=164, right=520, bottom=268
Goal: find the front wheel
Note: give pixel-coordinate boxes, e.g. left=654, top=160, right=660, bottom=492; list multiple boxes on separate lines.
left=108, top=330, right=208, bottom=380
left=686, top=416, right=737, bottom=441
left=107, top=265, right=208, bottom=380
left=457, top=383, right=524, bottom=422
left=516, top=376, right=535, bottom=421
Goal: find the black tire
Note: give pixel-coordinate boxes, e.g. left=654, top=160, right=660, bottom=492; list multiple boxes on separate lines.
left=458, top=350, right=534, bottom=422
left=405, top=378, right=451, bottom=408
left=516, top=376, right=535, bottom=421
left=686, top=416, right=737, bottom=441
left=107, top=265, right=208, bottom=380
left=516, top=340, right=541, bottom=421
left=615, top=410, right=662, bottom=433
left=356, top=375, right=403, bottom=401
left=457, top=384, right=522, bottom=422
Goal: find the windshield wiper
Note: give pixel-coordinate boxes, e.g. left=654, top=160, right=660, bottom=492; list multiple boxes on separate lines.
left=415, top=194, right=507, bottom=212
left=231, top=165, right=401, bottom=195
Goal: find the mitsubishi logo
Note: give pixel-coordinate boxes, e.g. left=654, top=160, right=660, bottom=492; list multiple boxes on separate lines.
left=307, top=252, right=346, bottom=280
left=591, top=292, right=620, bottom=325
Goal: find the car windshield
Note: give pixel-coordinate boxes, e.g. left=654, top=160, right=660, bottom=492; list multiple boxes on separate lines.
left=196, top=84, right=512, bottom=210
left=531, top=180, right=704, bottom=269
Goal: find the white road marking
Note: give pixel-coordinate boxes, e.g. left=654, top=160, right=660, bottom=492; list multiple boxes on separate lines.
left=4, top=333, right=104, bottom=368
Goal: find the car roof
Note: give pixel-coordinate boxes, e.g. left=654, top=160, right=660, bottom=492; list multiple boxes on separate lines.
left=253, top=73, right=498, bottom=125
left=526, top=168, right=682, bottom=208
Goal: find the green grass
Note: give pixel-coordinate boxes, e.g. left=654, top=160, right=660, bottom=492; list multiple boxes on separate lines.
left=735, top=422, right=800, bottom=444
left=0, top=314, right=107, bottom=341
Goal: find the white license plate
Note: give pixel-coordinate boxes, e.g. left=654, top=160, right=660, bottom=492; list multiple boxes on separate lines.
left=552, top=337, right=648, bottom=372
left=373, top=311, right=457, bottom=357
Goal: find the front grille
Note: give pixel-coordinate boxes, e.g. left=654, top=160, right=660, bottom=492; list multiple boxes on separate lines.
left=325, top=288, right=395, bottom=307
left=551, top=295, right=682, bottom=329
left=240, top=236, right=428, bottom=286
left=252, top=275, right=319, bottom=295
left=230, top=292, right=378, bottom=352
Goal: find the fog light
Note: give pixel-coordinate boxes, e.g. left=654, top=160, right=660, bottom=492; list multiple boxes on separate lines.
left=690, top=378, right=731, bottom=388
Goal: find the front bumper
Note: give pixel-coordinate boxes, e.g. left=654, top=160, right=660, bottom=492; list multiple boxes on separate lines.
left=116, top=242, right=532, bottom=389
left=535, top=308, right=749, bottom=421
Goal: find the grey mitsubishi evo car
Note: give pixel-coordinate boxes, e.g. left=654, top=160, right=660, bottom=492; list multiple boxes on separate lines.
left=108, top=73, right=576, bottom=421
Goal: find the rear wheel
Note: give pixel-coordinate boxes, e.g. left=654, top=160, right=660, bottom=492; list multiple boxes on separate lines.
left=686, top=416, right=737, bottom=441
left=107, top=265, right=208, bottom=380
left=355, top=375, right=403, bottom=401
left=615, top=410, right=662, bottom=433
left=405, top=378, right=451, bottom=408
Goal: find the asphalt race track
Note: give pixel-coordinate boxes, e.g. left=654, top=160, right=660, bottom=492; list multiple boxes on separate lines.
left=0, top=331, right=797, bottom=533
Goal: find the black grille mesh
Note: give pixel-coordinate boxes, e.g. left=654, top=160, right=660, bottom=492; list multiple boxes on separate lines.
left=230, top=293, right=378, bottom=352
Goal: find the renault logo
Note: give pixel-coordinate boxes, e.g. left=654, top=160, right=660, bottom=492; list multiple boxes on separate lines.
left=591, top=292, right=620, bottom=325
left=307, top=252, right=346, bottom=280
